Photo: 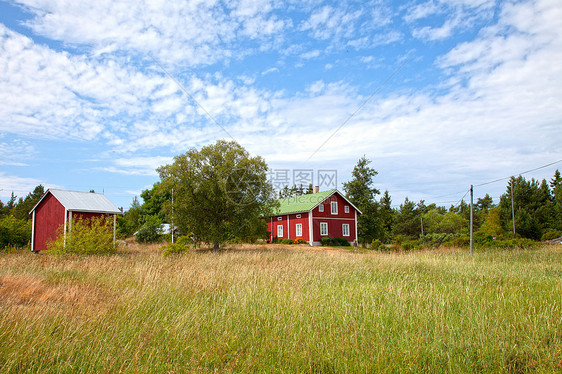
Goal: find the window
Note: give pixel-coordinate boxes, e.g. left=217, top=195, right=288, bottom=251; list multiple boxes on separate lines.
left=331, top=201, right=338, bottom=214
left=318, top=204, right=324, bottom=212
left=342, top=224, right=350, bottom=237
left=344, top=205, right=350, bottom=213
left=296, top=214, right=301, bottom=218
left=277, top=225, right=283, bottom=237
left=295, top=224, right=302, bottom=236
left=320, top=222, right=328, bottom=236
left=277, top=216, right=282, bottom=221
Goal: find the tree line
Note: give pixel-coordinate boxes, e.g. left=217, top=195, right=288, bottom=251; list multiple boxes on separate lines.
left=2, top=142, right=561, bottom=251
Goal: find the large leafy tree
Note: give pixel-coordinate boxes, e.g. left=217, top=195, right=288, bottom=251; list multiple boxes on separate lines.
left=343, top=156, right=381, bottom=245
left=157, top=140, right=276, bottom=251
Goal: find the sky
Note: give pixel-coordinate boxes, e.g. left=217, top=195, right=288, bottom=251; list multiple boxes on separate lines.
left=0, top=0, right=561, bottom=210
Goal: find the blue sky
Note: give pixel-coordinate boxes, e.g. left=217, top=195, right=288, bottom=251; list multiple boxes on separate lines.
left=0, top=0, right=561, bottom=210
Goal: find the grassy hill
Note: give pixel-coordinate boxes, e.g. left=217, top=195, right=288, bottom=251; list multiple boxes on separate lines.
left=1, top=244, right=561, bottom=373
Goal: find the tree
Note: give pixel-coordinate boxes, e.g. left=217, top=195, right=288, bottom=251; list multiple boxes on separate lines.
left=343, top=156, right=381, bottom=245
left=157, top=140, right=276, bottom=252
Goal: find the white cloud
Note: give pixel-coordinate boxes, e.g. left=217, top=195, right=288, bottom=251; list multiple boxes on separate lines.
left=13, top=0, right=289, bottom=67
left=0, top=139, right=34, bottom=166
left=0, top=172, right=54, bottom=198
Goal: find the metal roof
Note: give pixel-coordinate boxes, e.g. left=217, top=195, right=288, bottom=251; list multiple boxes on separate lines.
left=273, top=189, right=362, bottom=215
left=30, top=189, right=122, bottom=214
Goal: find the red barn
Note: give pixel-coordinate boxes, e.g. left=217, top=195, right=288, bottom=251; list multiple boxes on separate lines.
left=29, top=189, right=122, bottom=252
left=267, top=189, right=361, bottom=246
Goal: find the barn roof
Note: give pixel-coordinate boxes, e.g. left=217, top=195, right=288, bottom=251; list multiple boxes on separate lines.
left=30, top=189, right=122, bottom=214
left=273, top=189, right=362, bottom=215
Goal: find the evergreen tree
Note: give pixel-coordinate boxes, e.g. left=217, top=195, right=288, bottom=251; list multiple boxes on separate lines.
left=343, top=156, right=380, bottom=246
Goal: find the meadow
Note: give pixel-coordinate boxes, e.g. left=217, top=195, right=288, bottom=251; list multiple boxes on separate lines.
left=0, top=244, right=561, bottom=373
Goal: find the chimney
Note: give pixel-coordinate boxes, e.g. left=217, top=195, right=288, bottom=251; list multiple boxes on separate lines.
left=313, top=186, right=319, bottom=194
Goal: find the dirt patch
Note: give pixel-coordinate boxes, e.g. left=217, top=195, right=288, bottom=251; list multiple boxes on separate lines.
left=0, top=275, right=111, bottom=309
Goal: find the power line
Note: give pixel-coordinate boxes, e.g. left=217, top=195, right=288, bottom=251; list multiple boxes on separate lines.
left=475, top=159, right=562, bottom=187
left=150, top=55, right=237, bottom=142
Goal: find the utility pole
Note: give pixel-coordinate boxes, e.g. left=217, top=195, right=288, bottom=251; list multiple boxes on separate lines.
left=470, top=184, right=474, bottom=254
left=171, top=188, right=174, bottom=244
left=510, top=179, right=516, bottom=235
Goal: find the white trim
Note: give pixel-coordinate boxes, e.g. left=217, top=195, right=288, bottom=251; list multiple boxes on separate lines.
left=31, top=211, right=36, bottom=251
left=331, top=201, right=338, bottom=215
left=320, top=222, right=328, bottom=236
left=312, top=217, right=355, bottom=221
left=344, top=205, right=350, bottom=213
left=270, top=217, right=273, bottom=242
left=355, top=210, right=358, bottom=241
left=308, top=210, right=313, bottom=246
left=277, top=216, right=282, bottom=221
left=342, top=223, right=350, bottom=236
left=277, top=225, right=283, bottom=238
left=318, top=204, right=324, bottom=212
left=296, top=214, right=301, bottom=218
left=287, top=215, right=290, bottom=238
left=63, top=209, right=68, bottom=248
left=295, top=223, right=302, bottom=237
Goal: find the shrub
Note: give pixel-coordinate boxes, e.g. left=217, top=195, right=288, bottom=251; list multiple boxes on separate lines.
left=320, top=237, right=331, bottom=246
left=401, top=239, right=420, bottom=251
left=280, top=238, right=295, bottom=244
left=294, top=238, right=308, bottom=245
left=135, top=224, right=162, bottom=243
left=369, top=239, right=384, bottom=250
left=0, top=216, right=31, bottom=250
left=332, top=237, right=350, bottom=246
left=474, top=231, right=494, bottom=245
left=542, top=229, right=562, bottom=242
left=47, top=216, right=116, bottom=255
left=162, top=236, right=191, bottom=257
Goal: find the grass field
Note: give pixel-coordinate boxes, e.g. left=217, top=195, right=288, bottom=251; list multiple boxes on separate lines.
left=1, top=244, right=561, bottom=373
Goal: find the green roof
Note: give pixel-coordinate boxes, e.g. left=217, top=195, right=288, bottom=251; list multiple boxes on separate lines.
left=274, top=189, right=337, bottom=215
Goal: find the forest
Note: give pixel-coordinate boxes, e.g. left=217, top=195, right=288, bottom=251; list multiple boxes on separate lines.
left=1, top=162, right=561, bottom=250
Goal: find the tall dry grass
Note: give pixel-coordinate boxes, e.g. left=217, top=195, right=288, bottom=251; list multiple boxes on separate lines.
left=0, top=244, right=561, bottom=373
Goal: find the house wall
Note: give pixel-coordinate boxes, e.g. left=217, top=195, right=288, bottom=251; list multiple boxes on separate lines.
left=311, top=193, right=357, bottom=244
left=268, top=212, right=310, bottom=242
left=33, top=193, right=65, bottom=251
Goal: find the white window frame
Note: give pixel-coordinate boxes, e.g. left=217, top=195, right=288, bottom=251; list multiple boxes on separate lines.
left=277, top=225, right=283, bottom=237
left=342, top=224, right=350, bottom=237
left=320, top=222, right=328, bottom=236
left=344, top=205, right=350, bottom=213
left=295, top=223, right=302, bottom=237
left=277, top=216, right=282, bottom=221
left=296, top=214, right=301, bottom=218
left=318, top=204, right=324, bottom=212
left=331, top=201, right=338, bottom=215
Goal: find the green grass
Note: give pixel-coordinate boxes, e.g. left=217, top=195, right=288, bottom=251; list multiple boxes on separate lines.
left=1, top=244, right=561, bottom=373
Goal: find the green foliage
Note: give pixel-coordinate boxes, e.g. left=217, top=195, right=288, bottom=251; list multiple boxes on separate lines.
left=343, top=156, right=382, bottom=245
left=157, top=140, right=277, bottom=251
left=319, top=237, right=350, bottom=246
left=162, top=236, right=191, bottom=256
left=48, top=216, right=116, bottom=255
left=280, top=238, right=295, bottom=244
left=369, top=239, right=383, bottom=250
left=0, top=216, right=31, bottom=250
left=541, top=229, right=562, bottom=241
left=117, top=196, right=142, bottom=238
left=320, top=237, right=331, bottom=246
left=135, top=224, right=162, bottom=244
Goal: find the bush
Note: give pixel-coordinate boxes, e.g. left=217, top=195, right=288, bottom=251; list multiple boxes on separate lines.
left=47, top=216, right=116, bottom=255
left=295, top=238, right=308, bottom=245
left=0, top=216, right=31, bottom=250
left=332, top=237, right=350, bottom=246
left=162, top=236, right=191, bottom=256
left=401, top=239, right=420, bottom=251
left=135, top=224, right=162, bottom=243
left=542, top=229, right=562, bottom=242
left=369, top=239, right=382, bottom=250
left=320, top=237, right=331, bottom=246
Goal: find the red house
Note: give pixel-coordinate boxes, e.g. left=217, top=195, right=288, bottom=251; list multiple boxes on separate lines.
left=267, top=189, right=361, bottom=246
left=29, top=189, right=122, bottom=252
